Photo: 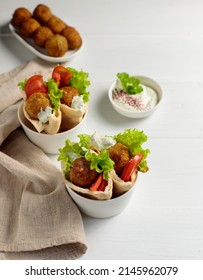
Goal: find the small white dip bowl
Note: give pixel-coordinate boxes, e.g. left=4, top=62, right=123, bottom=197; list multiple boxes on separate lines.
left=108, top=76, right=163, bottom=118
left=17, top=101, right=87, bottom=154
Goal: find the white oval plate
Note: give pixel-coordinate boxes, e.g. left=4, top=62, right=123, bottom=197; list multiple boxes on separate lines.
left=9, top=23, right=83, bottom=63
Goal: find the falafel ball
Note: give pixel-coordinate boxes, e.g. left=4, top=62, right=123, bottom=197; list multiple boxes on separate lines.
left=61, top=26, right=82, bottom=49
left=60, top=86, right=80, bottom=107
left=33, top=4, right=52, bottom=24
left=68, top=157, right=99, bottom=188
left=19, top=17, right=41, bottom=37
left=25, top=92, right=51, bottom=120
left=45, top=34, right=68, bottom=57
left=11, top=7, right=32, bottom=28
left=33, top=26, right=54, bottom=47
left=108, top=143, right=131, bottom=175
left=46, top=15, right=66, bottom=34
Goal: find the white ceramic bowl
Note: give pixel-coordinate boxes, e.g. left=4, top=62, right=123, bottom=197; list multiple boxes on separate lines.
left=65, top=182, right=136, bottom=218
left=108, top=76, right=163, bottom=118
left=17, top=102, right=87, bottom=154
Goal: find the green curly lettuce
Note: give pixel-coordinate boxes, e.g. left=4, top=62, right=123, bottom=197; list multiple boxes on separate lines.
left=67, top=67, right=90, bottom=102
left=58, top=138, right=87, bottom=176
left=117, top=72, right=143, bottom=95
left=77, top=134, right=91, bottom=150
left=47, top=79, right=63, bottom=112
left=85, top=149, right=114, bottom=180
left=18, top=79, right=27, bottom=90
left=58, top=134, right=114, bottom=179
left=113, top=128, right=150, bottom=172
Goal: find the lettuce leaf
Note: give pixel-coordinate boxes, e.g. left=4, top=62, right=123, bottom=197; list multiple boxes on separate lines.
left=58, top=134, right=114, bottom=179
left=58, top=139, right=87, bottom=175
left=117, top=72, right=143, bottom=95
left=85, top=149, right=114, bottom=180
left=18, top=79, right=27, bottom=91
left=113, top=128, right=150, bottom=172
left=47, top=79, right=63, bottom=112
left=77, top=134, right=91, bottom=150
left=67, top=67, right=90, bottom=102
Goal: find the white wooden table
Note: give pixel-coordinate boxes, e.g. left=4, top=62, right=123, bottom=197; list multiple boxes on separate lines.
left=1, top=0, right=203, bottom=260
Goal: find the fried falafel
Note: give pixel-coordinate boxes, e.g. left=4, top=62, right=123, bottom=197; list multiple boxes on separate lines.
left=46, top=15, right=66, bottom=34
left=45, top=34, right=68, bottom=57
left=25, top=92, right=51, bottom=120
left=11, top=7, right=32, bottom=28
left=108, top=143, right=131, bottom=175
left=61, top=26, right=82, bottom=49
left=68, top=157, right=99, bottom=188
left=33, top=26, right=54, bottom=47
left=19, top=17, right=41, bottom=37
left=33, top=4, right=52, bottom=24
left=60, top=86, right=80, bottom=107
left=11, top=4, right=83, bottom=58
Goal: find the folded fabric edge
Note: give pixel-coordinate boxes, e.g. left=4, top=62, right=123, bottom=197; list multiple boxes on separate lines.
left=0, top=233, right=87, bottom=260
left=0, top=62, right=27, bottom=84
left=0, top=102, right=20, bottom=145
left=1, top=242, right=87, bottom=260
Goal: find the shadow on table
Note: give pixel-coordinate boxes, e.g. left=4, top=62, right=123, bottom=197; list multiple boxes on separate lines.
left=0, top=22, right=35, bottom=61
left=0, top=22, right=11, bottom=34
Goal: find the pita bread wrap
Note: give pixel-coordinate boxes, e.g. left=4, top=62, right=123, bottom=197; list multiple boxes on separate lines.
left=64, top=173, right=113, bottom=200
left=60, top=103, right=87, bottom=131
left=59, top=135, right=115, bottom=201
left=111, top=169, right=138, bottom=197
left=20, top=75, right=62, bottom=135
left=106, top=128, right=150, bottom=196
left=19, top=65, right=90, bottom=135
left=23, top=100, right=62, bottom=134
left=58, top=66, right=90, bottom=131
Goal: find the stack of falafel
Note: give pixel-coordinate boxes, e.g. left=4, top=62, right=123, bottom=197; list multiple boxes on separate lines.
left=11, top=4, right=82, bottom=57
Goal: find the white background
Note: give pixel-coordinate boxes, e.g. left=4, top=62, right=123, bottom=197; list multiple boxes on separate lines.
left=1, top=0, right=203, bottom=261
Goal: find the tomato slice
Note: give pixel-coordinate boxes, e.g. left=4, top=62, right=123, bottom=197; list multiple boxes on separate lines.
left=89, top=174, right=108, bottom=192
left=89, top=174, right=103, bottom=191
left=120, top=154, right=143, bottom=182
left=25, top=75, right=47, bottom=98
left=98, top=179, right=108, bottom=191
left=52, top=65, right=72, bottom=87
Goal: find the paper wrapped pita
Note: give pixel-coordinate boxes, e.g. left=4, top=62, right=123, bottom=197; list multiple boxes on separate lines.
left=61, top=161, right=113, bottom=200
left=65, top=175, right=113, bottom=200
left=22, top=100, right=62, bottom=134
left=112, top=170, right=138, bottom=197
left=60, top=103, right=87, bottom=131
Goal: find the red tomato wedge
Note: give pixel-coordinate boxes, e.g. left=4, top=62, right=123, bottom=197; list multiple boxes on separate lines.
left=98, top=179, right=108, bottom=191
left=52, top=65, right=72, bottom=87
left=89, top=174, right=103, bottom=191
left=89, top=174, right=107, bottom=192
left=120, top=154, right=143, bottom=182
left=25, top=75, right=47, bottom=98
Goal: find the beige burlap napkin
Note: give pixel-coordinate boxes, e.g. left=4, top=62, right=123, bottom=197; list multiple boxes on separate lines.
left=0, top=59, right=87, bottom=260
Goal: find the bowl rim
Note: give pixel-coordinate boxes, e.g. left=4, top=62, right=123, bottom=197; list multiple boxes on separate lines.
left=17, top=100, right=88, bottom=138
left=108, top=75, right=163, bottom=115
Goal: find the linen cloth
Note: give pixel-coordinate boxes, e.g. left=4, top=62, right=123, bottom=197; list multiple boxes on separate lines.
left=0, top=59, right=87, bottom=259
